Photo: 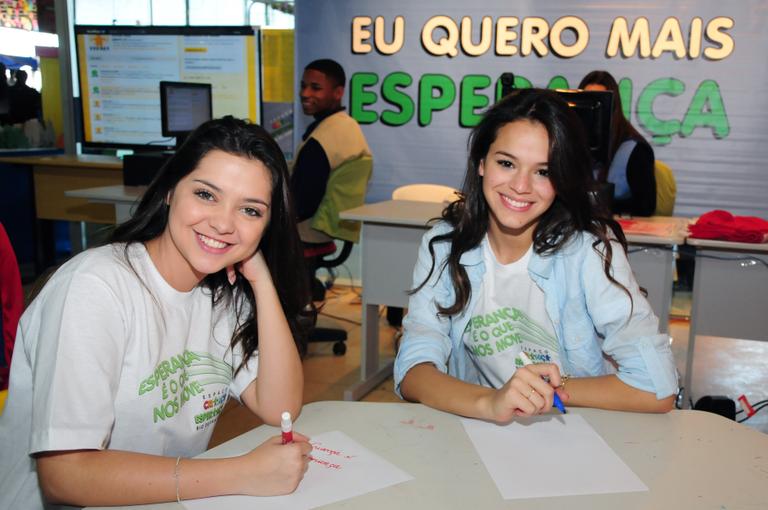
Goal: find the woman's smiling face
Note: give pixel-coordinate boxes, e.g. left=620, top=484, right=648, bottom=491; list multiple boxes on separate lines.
left=480, top=119, right=556, bottom=242
left=151, top=149, right=273, bottom=291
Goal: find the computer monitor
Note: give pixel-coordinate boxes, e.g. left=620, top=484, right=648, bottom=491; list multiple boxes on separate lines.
left=555, top=89, right=613, bottom=171
left=160, top=81, right=213, bottom=147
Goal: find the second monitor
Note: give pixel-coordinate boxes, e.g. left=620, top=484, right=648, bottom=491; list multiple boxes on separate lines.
left=160, top=81, right=213, bottom=148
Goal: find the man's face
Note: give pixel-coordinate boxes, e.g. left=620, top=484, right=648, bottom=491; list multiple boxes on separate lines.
left=300, top=69, right=343, bottom=116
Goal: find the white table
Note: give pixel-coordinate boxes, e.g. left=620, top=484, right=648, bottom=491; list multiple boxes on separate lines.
left=683, top=237, right=768, bottom=404
left=619, top=216, right=690, bottom=334
left=341, top=200, right=689, bottom=400
left=89, top=400, right=768, bottom=510
left=64, top=184, right=146, bottom=224
left=340, top=200, right=444, bottom=400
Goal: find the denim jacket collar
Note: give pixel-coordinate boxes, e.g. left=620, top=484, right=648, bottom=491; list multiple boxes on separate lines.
left=458, top=243, right=484, bottom=266
left=528, top=250, right=554, bottom=280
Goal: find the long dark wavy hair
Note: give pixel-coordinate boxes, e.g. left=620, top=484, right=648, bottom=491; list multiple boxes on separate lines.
left=413, top=88, right=629, bottom=316
left=111, top=116, right=309, bottom=372
left=578, top=70, right=648, bottom=181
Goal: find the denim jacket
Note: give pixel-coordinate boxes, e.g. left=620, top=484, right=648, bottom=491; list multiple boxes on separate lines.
left=394, top=222, right=678, bottom=399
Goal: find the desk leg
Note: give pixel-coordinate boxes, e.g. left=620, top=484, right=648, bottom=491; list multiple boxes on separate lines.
left=343, top=302, right=394, bottom=401
left=628, top=245, right=674, bottom=333
left=682, top=249, right=703, bottom=408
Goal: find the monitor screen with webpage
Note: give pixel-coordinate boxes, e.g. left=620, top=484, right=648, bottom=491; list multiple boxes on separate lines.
left=74, top=25, right=260, bottom=152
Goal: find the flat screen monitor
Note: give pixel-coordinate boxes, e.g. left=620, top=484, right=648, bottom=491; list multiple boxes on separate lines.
left=555, top=89, right=613, bottom=171
left=74, top=25, right=260, bottom=152
left=160, top=81, right=212, bottom=145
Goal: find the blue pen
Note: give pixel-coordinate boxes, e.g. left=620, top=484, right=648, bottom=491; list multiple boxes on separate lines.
left=516, top=351, right=567, bottom=414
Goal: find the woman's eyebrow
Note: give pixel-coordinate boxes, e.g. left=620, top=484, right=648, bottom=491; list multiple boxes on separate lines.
left=193, top=179, right=270, bottom=207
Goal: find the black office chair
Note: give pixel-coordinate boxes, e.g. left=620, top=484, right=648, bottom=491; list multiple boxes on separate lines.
left=299, top=155, right=373, bottom=356
left=304, top=240, right=354, bottom=355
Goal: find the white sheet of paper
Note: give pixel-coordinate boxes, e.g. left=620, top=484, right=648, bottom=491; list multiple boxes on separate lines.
left=183, top=430, right=413, bottom=510
left=461, top=414, right=648, bottom=499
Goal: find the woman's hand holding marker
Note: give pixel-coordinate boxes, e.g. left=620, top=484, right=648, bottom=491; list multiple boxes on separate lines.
left=482, top=361, right=563, bottom=422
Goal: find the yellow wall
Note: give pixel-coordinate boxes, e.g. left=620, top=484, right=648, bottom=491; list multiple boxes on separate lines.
left=261, top=29, right=294, bottom=103
left=39, top=56, right=64, bottom=147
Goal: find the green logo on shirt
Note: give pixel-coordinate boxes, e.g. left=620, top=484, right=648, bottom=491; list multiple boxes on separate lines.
left=465, top=306, right=557, bottom=357
left=137, top=350, right=232, bottom=423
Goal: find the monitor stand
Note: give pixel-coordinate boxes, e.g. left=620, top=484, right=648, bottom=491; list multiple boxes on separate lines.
left=174, top=132, right=190, bottom=150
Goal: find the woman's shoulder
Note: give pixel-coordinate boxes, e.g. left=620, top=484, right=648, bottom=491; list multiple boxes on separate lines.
left=426, top=219, right=453, bottom=236
left=421, top=220, right=456, bottom=250
left=551, top=229, right=614, bottom=260
left=25, top=244, right=137, bottom=314
left=46, top=243, right=139, bottom=290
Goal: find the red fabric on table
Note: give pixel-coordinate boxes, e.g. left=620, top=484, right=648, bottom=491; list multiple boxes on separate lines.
left=688, top=209, right=768, bottom=243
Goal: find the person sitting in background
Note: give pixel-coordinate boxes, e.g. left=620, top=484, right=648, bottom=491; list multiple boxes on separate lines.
left=0, top=63, right=10, bottom=125
left=291, top=59, right=371, bottom=231
left=291, top=58, right=371, bottom=300
left=578, top=70, right=656, bottom=217
left=8, top=70, right=41, bottom=125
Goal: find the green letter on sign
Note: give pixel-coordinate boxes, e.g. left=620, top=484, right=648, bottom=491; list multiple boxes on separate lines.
left=681, top=80, right=730, bottom=139
left=546, top=75, right=569, bottom=90
left=460, top=75, right=491, bottom=128
left=419, top=74, right=456, bottom=126
left=637, top=78, right=684, bottom=145
left=350, top=72, right=379, bottom=124
left=381, top=72, right=415, bottom=126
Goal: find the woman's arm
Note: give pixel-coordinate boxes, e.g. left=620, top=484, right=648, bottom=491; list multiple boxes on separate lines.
left=394, top=226, right=457, bottom=396
left=579, top=238, right=678, bottom=412
left=236, top=252, right=303, bottom=426
left=37, top=436, right=312, bottom=506
left=401, top=362, right=562, bottom=422
left=561, top=375, right=674, bottom=413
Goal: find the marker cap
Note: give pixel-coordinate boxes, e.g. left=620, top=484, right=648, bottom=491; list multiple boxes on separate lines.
left=281, top=411, right=292, bottom=433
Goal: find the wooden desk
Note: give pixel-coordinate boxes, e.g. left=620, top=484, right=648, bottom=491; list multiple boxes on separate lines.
left=0, top=154, right=123, bottom=272
left=340, top=200, right=689, bottom=400
left=89, top=401, right=768, bottom=510
left=0, top=154, right=123, bottom=224
left=683, top=237, right=768, bottom=403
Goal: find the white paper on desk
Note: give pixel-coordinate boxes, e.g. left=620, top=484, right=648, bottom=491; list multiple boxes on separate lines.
left=461, top=414, right=647, bottom=499
left=183, top=430, right=413, bottom=510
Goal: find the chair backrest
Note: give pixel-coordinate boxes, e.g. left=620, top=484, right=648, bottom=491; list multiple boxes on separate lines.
left=310, top=156, right=373, bottom=243
left=653, top=159, right=677, bottom=216
left=392, top=183, right=459, bottom=203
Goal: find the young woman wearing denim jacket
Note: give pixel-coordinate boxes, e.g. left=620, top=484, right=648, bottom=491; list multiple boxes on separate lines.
left=394, top=89, right=677, bottom=423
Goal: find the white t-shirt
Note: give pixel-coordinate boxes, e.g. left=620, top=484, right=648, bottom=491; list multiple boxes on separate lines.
left=461, top=238, right=561, bottom=388
left=0, top=243, right=258, bottom=510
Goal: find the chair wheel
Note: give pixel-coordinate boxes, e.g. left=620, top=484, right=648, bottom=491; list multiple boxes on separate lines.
left=332, top=342, right=347, bottom=356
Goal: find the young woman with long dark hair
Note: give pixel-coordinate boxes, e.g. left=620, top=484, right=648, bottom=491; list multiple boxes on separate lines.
left=0, top=117, right=312, bottom=508
left=394, top=89, right=677, bottom=422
